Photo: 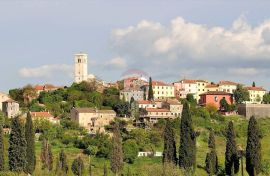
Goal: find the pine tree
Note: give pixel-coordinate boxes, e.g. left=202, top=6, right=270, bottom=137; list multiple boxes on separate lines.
left=163, top=120, right=177, bottom=165
left=103, top=163, right=108, bottom=176
left=0, top=123, right=4, bottom=171
left=8, top=116, right=27, bottom=172
left=148, top=77, right=154, bottom=101
left=25, top=112, right=36, bottom=174
left=225, top=121, right=239, bottom=175
left=41, top=139, right=53, bottom=171
left=56, top=150, right=68, bottom=175
left=72, top=156, right=84, bottom=176
left=246, top=116, right=262, bottom=176
left=205, top=130, right=218, bottom=175
left=110, top=124, right=124, bottom=175
left=179, top=102, right=197, bottom=172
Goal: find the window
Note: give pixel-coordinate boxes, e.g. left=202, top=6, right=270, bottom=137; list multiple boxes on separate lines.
left=214, top=96, right=218, bottom=102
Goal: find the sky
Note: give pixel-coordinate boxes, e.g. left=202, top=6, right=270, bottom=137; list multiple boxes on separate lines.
left=1, top=0, right=270, bottom=92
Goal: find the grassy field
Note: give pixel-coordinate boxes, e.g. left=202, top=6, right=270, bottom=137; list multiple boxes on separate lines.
left=1, top=116, right=270, bottom=176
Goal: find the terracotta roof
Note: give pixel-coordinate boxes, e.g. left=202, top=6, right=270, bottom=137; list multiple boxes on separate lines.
left=146, top=108, right=171, bottom=112
left=219, top=81, right=239, bottom=86
left=35, top=85, right=44, bottom=91
left=30, top=112, right=53, bottom=118
left=138, top=100, right=155, bottom=104
left=206, top=84, right=219, bottom=88
left=152, top=81, right=171, bottom=86
left=200, top=91, right=232, bottom=96
left=196, top=80, right=208, bottom=83
left=246, top=87, right=266, bottom=91
left=180, top=79, right=197, bottom=84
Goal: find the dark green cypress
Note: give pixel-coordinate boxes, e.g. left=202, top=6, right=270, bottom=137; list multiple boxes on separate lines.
left=56, top=150, right=68, bottom=175
left=179, top=102, right=196, bottom=171
left=148, top=77, right=154, bottom=101
left=225, top=121, right=239, bottom=175
left=41, top=139, right=53, bottom=171
left=25, top=112, right=36, bottom=174
left=163, top=120, right=177, bottom=165
left=110, top=124, right=124, bottom=175
left=8, top=116, right=27, bottom=172
left=246, top=116, right=262, bottom=176
left=72, top=156, right=84, bottom=176
left=0, top=123, right=4, bottom=171
left=205, top=130, right=218, bottom=175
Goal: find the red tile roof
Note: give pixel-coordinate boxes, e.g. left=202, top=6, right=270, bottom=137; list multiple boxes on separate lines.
left=152, top=81, right=170, bottom=86
left=30, top=112, right=53, bottom=118
left=146, top=108, right=171, bottom=112
left=138, top=100, right=155, bottom=104
left=180, top=79, right=196, bottom=84
left=200, top=91, right=232, bottom=96
left=219, top=81, right=239, bottom=86
left=246, top=87, right=266, bottom=91
left=35, top=85, right=44, bottom=91
left=206, top=84, right=219, bottom=88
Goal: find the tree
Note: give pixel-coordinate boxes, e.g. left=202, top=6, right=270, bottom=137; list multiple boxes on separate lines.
left=262, top=93, right=270, bottom=104
left=110, top=124, right=124, bottom=175
left=123, top=139, right=139, bottom=164
left=130, top=99, right=139, bottom=119
left=72, top=156, right=84, bottom=176
left=255, top=95, right=261, bottom=103
left=179, top=102, right=197, bottom=172
left=233, top=84, right=250, bottom=104
left=252, top=81, right=256, bottom=87
left=103, top=164, right=108, bottom=176
left=205, top=130, right=218, bottom=175
left=8, top=116, right=27, bottom=172
left=220, top=98, right=230, bottom=112
left=0, top=117, right=4, bottom=171
left=163, top=120, right=177, bottom=165
left=246, top=116, right=262, bottom=176
left=25, top=112, right=36, bottom=174
left=56, top=150, right=68, bottom=175
left=148, top=77, right=154, bottom=101
left=225, top=121, right=239, bottom=175
left=186, top=93, right=197, bottom=105
left=40, top=139, right=53, bottom=171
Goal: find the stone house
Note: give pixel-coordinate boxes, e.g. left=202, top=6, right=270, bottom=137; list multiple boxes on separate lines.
left=2, top=99, right=20, bottom=118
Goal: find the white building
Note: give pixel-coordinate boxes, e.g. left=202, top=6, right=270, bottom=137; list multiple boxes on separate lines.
left=152, top=81, right=175, bottom=100
left=2, top=99, right=20, bottom=118
left=74, top=53, right=95, bottom=83
left=120, top=89, right=144, bottom=102
left=218, top=81, right=238, bottom=94
left=0, top=92, right=9, bottom=111
left=245, top=86, right=266, bottom=104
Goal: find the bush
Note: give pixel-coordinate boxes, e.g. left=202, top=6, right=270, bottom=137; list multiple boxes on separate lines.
left=123, top=139, right=139, bottom=164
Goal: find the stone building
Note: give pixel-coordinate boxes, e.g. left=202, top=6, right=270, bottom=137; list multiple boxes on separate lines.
left=120, top=89, right=144, bottom=102
left=74, top=53, right=95, bottom=83
left=238, top=104, right=270, bottom=118
left=70, top=108, right=116, bottom=134
left=0, top=92, right=9, bottom=111
left=2, top=99, right=20, bottom=118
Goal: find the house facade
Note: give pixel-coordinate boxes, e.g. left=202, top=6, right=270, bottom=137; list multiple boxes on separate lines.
left=199, top=91, right=233, bottom=110
left=120, top=89, right=144, bottom=102
left=152, top=81, right=174, bottom=100
left=2, top=99, right=20, bottom=118
left=245, top=87, right=266, bottom=104
left=218, top=81, right=238, bottom=93
left=70, top=108, right=116, bottom=134
left=0, top=92, right=9, bottom=111
left=143, top=108, right=175, bottom=123
left=30, top=111, right=59, bottom=124
left=138, top=100, right=156, bottom=109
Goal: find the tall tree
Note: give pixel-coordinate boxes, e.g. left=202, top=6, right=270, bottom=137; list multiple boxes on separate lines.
left=0, top=119, right=4, bottom=171
left=263, top=93, right=270, bottom=104
left=246, top=116, right=262, bottom=176
left=179, top=102, right=197, bottom=172
left=233, top=84, right=250, bottom=104
left=110, top=124, right=124, bottom=175
left=148, top=77, right=154, bottom=101
left=8, top=116, right=27, bottom=172
left=220, top=98, right=230, bottom=112
left=205, top=130, right=218, bottom=175
left=40, top=139, right=53, bottom=171
left=72, top=156, right=84, bottom=176
left=25, top=112, right=36, bottom=174
left=225, top=121, right=239, bottom=175
left=163, top=120, right=177, bottom=165
left=56, top=150, right=68, bottom=175
left=252, top=81, right=256, bottom=87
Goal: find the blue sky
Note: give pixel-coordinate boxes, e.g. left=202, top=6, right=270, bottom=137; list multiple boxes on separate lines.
left=1, top=0, right=270, bottom=92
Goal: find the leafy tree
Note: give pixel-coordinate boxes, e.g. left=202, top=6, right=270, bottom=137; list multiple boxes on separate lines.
left=40, top=139, right=53, bottom=171
left=0, top=117, right=4, bottom=171
left=186, top=93, right=197, bottom=105
left=110, top=124, right=124, bottom=175
left=220, top=98, right=230, bottom=112
left=262, top=93, right=270, bottom=104
left=163, top=120, right=177, bottom=165
left=246, top=116, right=262, bottom=176
left=25, top=112, right=36, bottom=174
left=123, top=139, right=139, bottom=164
left=205, top=130, right=218, bottom=175
left=179, top=102, right=197, bottom=172
left=8, top=116, right=27, bottom=172
left=72, top=156, right=84, bottom=176
left=130, top=99, right=139, bottom=119
left=87, top=91, right=103, bottom=108
left=225, top=121, right=239, bottom=175
left=148, top=77, right=154, bottom=101
left=233, top=84, right=250, bottom=104
left=205, top=103, right=218, bottom=117
left=255, top=95, right=261, bottom=103
left=22, top=85, right=38, bottom=106
left=56, top=150, right=68, bottom=175
left=252, top=81, right=256, bottom=87
left=113, top=102, right=129, bottom=117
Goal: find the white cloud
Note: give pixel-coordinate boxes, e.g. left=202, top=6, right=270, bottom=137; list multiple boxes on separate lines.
left=19, top=64, right=73, bottom=78
left=104, top=57, right=127, bottom=69
left=228, top=68, right=259, bottom=76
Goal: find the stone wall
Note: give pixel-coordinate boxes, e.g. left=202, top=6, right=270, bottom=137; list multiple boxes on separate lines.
left=238, top=104, right=270, bottom=119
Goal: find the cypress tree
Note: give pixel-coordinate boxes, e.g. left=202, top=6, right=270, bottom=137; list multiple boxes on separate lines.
left=205, top=130, right=218, bottom=175
left=148, top=77, right=154, bottom=101
left=225, top=121, right=239, bottom=175
left=8, top=116, right=27, bottom=172
left=0, top=122, right=4, bottom=171
left=163, top=120, right=177, bottom=165
left=41, top=139, right=53, bottom=171
left=179, top=102, right=197, bottom=172
left=103, top=163, right=108, bottom=176
left=72, top=156, right=84, bottom=176
left=252, top=81, right=256, bottom=87
left=110, top=124, right=124, bottom=175
left=25, top=112, right=36, bottom=174
left=246, top=116, right=262, bottom=176
left=56, top=150, right=68, bottom=175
